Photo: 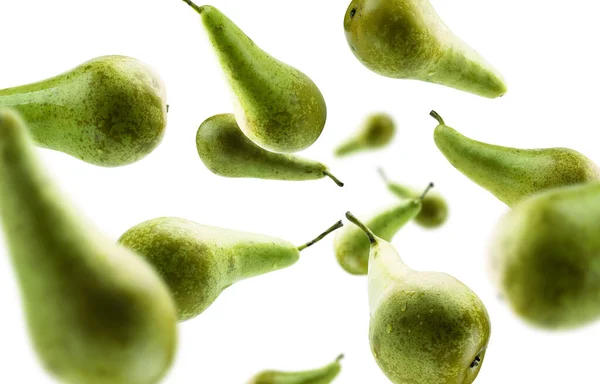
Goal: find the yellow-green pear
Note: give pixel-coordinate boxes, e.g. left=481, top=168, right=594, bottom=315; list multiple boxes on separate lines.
left=334, top=113, right=396, bottom=157
left=248, top=354, right=344, bottom=384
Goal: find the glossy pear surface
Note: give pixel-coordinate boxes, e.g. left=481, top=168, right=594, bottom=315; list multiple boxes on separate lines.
left=0, top=109, right=177, bottom=384
left=0, top=56, right=167, bottom=166
left=344, top=0, right=507, bottom=98
left=248, top=354, right=343, bottom=384
left=489, top=182, right=600, bottom=329
left=335, top=113, right=395, bottom=157
left=433, top=112, right=600, bottom=206
left=197, top=114, right=343, bottom=186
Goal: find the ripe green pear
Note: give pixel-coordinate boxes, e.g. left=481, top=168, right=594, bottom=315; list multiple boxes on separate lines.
left=0, top=109, right=177, bottom=384
left=197, top=114, right=343, bottom=186
left=248, top=354, right=344, bottom=384
left=344, top=0, right=507, bottom=98
left=182, top=1, right=327, bottom=153
left=0, top=56, right=167, bottom=166
left=335, top=113, right=396, bottom=157
left=432, top=111, right=600, bottom=206
left=119, top=217, right=343, bottom=321
left=346, top=212, right=491, bottom=384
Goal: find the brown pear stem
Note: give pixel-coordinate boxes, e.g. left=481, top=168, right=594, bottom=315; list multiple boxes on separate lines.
left=181, top=0, right=202, bottom=14
left=335, top=354, right=345, bottom=363
left=430, top=110, right=445, bottom=125
left=297, top=220, right=344, bottom=251
left=420, top=183, right=434, bottom=200
left=345, top=212, right=376, bottom=244
left=323, top=170, right=344, bottom=187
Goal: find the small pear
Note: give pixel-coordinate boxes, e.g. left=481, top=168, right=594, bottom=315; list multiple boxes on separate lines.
left=334, top=113, right=395, bottom=157
left=118, top=217, right=343, bottom=321
left=489, top=182, right=600, bottom=329
left=378, top=168, right=448, bottom=228
left=248, top=354, right=344, bottom=384
left=182, top=1, right=327, bottom=153
left=197, top=114, right=343, bottom=186
left=0, top=55, right=167, bottom=166
left=345, top=212, right=491, bottom=384
left=344, top=0, right=507, bottom=98
left=0, top=109, right=177, bottom=384
left=334, top=184, right=432, bottom=275
left=432, top=111, right=600, bottom=206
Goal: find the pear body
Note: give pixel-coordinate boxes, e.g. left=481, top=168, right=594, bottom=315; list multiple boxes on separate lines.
left=0, top=56, right=167, bottom=166
left=0, top=109, right=177, bottom=384
left=335, top=113, right=395, bottom=157
left=118, top=217, right=301, bottom=321
left=434, top=119, right=600, bottom=206
left=248, top=355, right=343, bottom=384
left=199, top=5, right=326, bottom=153
left=489, top=182, right=600, bottom=329
left=344, top=0, right=506, bottom=98
left=386, top=182, right=448, bottom=228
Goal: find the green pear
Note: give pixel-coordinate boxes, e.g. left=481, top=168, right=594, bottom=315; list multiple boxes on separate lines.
left=118, top=217, right=343, bottom=321
left=0, top=56, right=167, bottom=166
left=378, top=168, right=448, bottom=228
left=334, top=113, right=396, bottom=157
left=334, top=184, right=432, bottom=275
left=432, top=111, right=600, bottom=206
left=0, top=109, right=177, bottom=384
left=345, top=212, right=491, bottom=384
left=344, top=0, right=507, bottom=98
left=182, top=1, right=327, bottom=153
left=197, top=113, right=343, bottom=186
left=248, top=354, right=344, bottom=384
left=489, top=182, right=600, bottom=329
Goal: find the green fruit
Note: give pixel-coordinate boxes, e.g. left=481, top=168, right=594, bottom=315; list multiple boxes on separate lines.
left=334, top=184, right=432, bottom=275
left=197, top=114, right=343, bottom=186
left=0, top=56, right=167, bottom=166
left=248, top=354, right=344, bottom=384
left=118, top=217, right=343, bottom=321
left=489, top=182, right=600, bottom=329
left=182, top=1, right=327, bottom=153
left=432, top=111, right=600, bottom=206
left=345, top=212, right=491, bottom=384
left=378, top=168, right=448, bottom=228
left=334, top=113, right=395, bottom=157
left=0, top=109, right=177, bottom=384
left=344, top=0, right=507, bottom=98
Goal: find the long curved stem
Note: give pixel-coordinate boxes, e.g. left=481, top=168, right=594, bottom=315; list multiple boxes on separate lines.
left=181, top=0, right=202, bottom=14
left=430, top=110, right=445, bottom=125
left=297, top=220, right=344, bottom=251
left=420, top=183, right=434, bottom=200
left=323, top=170, right=344, bottom=187
left=345, top=212, right=376, bottom=244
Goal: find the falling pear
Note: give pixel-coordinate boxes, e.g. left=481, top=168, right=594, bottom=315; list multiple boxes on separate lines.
left=248, top=354, right=344, bottom=384
left=334, top=113, right=396, bottom=157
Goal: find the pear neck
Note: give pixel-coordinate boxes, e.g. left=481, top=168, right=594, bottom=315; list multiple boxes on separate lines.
left=368, top=241, right=411, bottom=314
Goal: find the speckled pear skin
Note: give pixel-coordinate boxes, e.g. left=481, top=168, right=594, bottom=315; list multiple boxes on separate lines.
left=247, top=355, right=344, bottom=384
left=197, top=114, right=343, bottom=186
left=0, top=109, right=177, bottom=384
left=345, top=213, right=491, bottom=384
left=489, top=182, right=600, bottom=329
left=344, top=0, right=507, bottom=98
left=0, top=56, right=167, bottom=166
left=432, top=112, right=600, bottom=206
left=335, top=113, right=395, bottom=157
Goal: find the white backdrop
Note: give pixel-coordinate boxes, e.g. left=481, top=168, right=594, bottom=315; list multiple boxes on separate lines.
left=1, top=0, right=599, bottom=383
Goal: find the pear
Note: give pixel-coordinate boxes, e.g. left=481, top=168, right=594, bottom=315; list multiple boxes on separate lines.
left=197, top=114, right=343, bottom=186
left=118, top=217, right=343, bottom=321
left=334, top=113, right=395, bottom=157
left=432, top=111, right=600, bottom=206
left=182, top=1, right=327, bottom=153
left=378, top=168, right=448, bottom=228
left=248, top=354, right=344, bottom=384
left=0, top=109, right=177, bottom=384
left=345, top=212, right=491, bottom=384
left=334, top=184, right=432, bottom=275
left=0, top=56, right=167, bottom=166
left=344, top=0, right=507, bottom=98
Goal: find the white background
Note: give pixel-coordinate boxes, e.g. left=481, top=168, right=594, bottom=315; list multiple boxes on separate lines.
left=1, top=0, right=599, bottom=383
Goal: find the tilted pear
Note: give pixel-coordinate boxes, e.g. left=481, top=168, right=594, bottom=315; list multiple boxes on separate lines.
left=344, top=0, right=507, bottom=98
left=197, top=114, right=343, bottom=186
left=248, top=354, right=344, bottom=384
left=0, top=55, right=167, bottom=166
left=345, top=212, right=491, bottom=384
left=334, top=184, right=432, bottom=275
left=378, top=168, right=448, bottom=228
left=432, top=111, right=600, bottom=206
left=0, top=109, right=177, bottom=384
left=118, top=217, right=343, bottom=321
left=334, top=113, right=396, bottom=157
left=182, top=1, right=327, bottom=153
left=489, top=182, right=600, bottom=329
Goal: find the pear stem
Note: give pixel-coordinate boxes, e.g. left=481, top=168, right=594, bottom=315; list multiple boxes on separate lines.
left=377, top=167, right=390, bottom=184
left=335, top=354, right=345, bottom=362
left=297, top=220, right=344, bottom=251
left=323, top=170, right=344, bottom=187
left=430, top=110, right=445, bottom=125
left=181, top=0, right=202, bottom=14
left=345, top=212, right=376, bottom=244
left=420, top=183, right=434, bottom=200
